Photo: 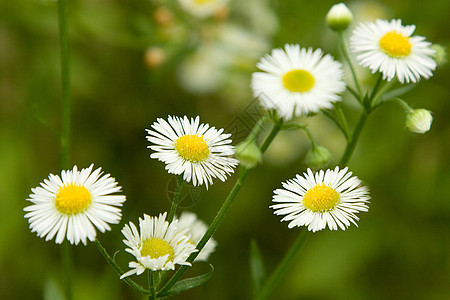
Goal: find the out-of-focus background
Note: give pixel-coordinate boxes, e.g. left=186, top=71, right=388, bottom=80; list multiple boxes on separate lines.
left=1, top=0, right=449, bottom=299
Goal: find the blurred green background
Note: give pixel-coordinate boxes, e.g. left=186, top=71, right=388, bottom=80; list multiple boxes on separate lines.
left=1, top=0, right=449, bottom=299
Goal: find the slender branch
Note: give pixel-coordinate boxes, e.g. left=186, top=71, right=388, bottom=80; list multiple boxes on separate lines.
left=62, top=242, right=73, bottom=300
left=339, top=110, right=369, bottom=166
left=94, top=239, right=150, bottom=295
left=333, top=102, right=350, bottom=140
left=302, top=127, right=317, bottom=147
left=256, top=230, right=309, bottom=300
left=339, top=31, right=362, bottom=100
left=167, top=174, right=184, bottom=222
left=58, top=0, right=71, bottom=169
left=157, top=118, right=283, bottom=297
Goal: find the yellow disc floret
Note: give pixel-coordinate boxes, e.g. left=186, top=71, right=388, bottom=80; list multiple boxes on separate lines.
left=55, top=185, right=92, bottom=215
left=302, top=183, right=340, bottom=212
left=379, top=31, right=412, bottom=58
left=194, top=0, right=214, bottom=3
left=141, top=238, right=175, bottom=261
left=282, top=69, right=315, bottom=92
left=175, top=134, right=210, bottom=162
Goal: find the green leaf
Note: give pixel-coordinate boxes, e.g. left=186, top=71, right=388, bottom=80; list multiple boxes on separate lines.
left=381, top=84, right=416, bottom=101
left=157, top=265, right=214, bottom=297
left=281, top=122, right=306, bottom=131
left=250, top=240, right=266, bottom=294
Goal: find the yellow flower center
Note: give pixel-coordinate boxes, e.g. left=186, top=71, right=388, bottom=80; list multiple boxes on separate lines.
left=194, top=0, right=214, bottom=4
left=141, top=238, right=175, bottom=261
left=282, top=69, right=315, bottom=92
left=54, top=184, right=92, bottom=215
left=379, top=31, right=412, bottom=58
left=174, top=134, right=210, bottom=162
left=302, top=183, right=340, bottom=212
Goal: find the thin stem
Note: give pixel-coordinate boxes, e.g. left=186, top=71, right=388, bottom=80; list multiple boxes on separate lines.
left=392, top=97, right=413, bottom=113
left=339, top=31, right=362, bottom=100
left=157, top=118, right=283, bottom=297
left=339, top=110, right=369, bottom=166
left=321, top=109, right=347, bottom=135
left=302, top=127, right=317, bottom=147
left=149, top=271, right=157, bottom=300
left=246, top=114, right=270, bottom=143
left=62, top=242, right=73, bottom=300
left=58, top=0, right=71, bottom=169
left=94, top=239, right=150, bottom=295
left=334, top=102, right=350, bottom=140
left=167, top=174, right=184, bottom=222
left=256, top=230, right=309, bottom=300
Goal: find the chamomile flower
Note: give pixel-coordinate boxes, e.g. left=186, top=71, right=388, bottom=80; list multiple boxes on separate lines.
left=177, top=211, right=217, bottom=262
left=146, top=116, right=239, bottom=189
left=178, top=0, right=228, bottom=19
left=24, top=164, right=126, bottom=245
left=251, top=44, right=346, bottom=120
left=271, top=167, right=370, bottom=232
left=120, top=213, right=197, bottom=278
left=350, top=19, right=437, bottom=83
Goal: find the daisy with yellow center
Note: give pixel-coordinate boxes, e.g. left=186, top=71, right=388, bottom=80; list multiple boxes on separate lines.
left=176, top=211, right=217, bottom=262
left=251, top=44, right=346, bottom=120
left=24, top=164, right=126, bottom=245
left=351, top=19, right=436, bottom=83
left=120, top=213, right=197, bottom=278
left=178, top=0, right=228, bottom=18
left=146, top=116, right=238, bottom=189
left=271, top=167, right=370, bottom=232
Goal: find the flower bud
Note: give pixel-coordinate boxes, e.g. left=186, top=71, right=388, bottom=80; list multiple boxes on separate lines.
left=305, top=145, right=331, bottom=169
left=430, top=44, right=447, bottom=66
left=326, top=3, right=353, bottom=31
left=235, top=140, right=262, bottom=169
left=144, top=47, right=166, bottom=69
left=406, top=109, right=433, bottom=134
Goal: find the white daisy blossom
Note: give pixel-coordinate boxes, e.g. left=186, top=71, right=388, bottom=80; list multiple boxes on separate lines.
left=351, top=19, right=437, bottom=83
left=178, top=0, right=228, bottom=19
left=176, top=211, right=217, bottom=262
left=120, top=213, right=197, bottom=278
left=271, top=167, right=370, bottom=233
left=146, top=116, right=239, bottom=189
left=24, top=164, right=126, bottom=245
left=251, top=44, right=346, bottom=120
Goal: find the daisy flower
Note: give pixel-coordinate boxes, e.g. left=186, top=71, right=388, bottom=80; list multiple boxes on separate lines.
left=271, top=167, right=370, bottom=232
left=146, top=115, right=239, bottom=189
left=24, top=164, right=126, bottom=245
left=120, top=213, right=197, bottom=278
left=251, top=44, right=346, bottom=120
left=176, top=211, right=217, bottom=262
left=350, top=19, right=437, bottom=83
left=178, top=0, right=229, bottom=19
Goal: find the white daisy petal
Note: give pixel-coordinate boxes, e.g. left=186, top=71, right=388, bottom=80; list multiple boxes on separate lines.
left=251, top=44, right=345, bottom=120
left=270, top=167, right=370, bottom=232
left=351, top=19, right=436, bottom=84
left=24, top=165, right=126, bottom=245
left=121, top=213, right=198, bottom=278
left=146, top=116, right=239, bottom=189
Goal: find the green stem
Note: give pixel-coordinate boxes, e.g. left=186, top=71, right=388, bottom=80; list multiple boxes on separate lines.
left=339, top=31, right=362, bottom=100
left=393, top=97, right=413, bottom=113
left=256, top=230, right=309, bottom=300
left=149, top=271, right=157, bottom=300
left=62, top=242, right=73, bottom=300
left=58, top=0, right=71, bottom=169
left=339, top=111, right=369, bottom=166
left=157, top=118, right=283, bottom=297
left=167, top=174, right=184, bottom=222
left=94, top=239, right=150, bottom=295
left=302, top=127, right=317, bottom=147
left=334, top=102, right=350, bottom=140
left=246, top=114, right=269, bottom=143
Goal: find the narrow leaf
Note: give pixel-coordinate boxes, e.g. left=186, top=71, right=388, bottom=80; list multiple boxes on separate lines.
left=158, top=265, right=214, bottom=297
left=250, top=239, right=266, bottom=294
left=281, top=122, right=306, bottom=131
left=381, top=84, right=416, bottom=101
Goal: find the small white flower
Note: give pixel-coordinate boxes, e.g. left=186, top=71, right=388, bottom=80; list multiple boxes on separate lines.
left=176, top=211, right=217, bottom=262
left=351, top=19, right=437, bottom=83
left=271, top=167, right=370, bottom=232
left=120, top=213, right=197, bottom=278
left=178, top=0, right=228, bottom=19
left=146, top=116, right=239, bottom=189
left=406, top=108, right=433, bottom=134
left=251, top=44, right=346, bottom=120
left=24, top=164, right=126, bottom=245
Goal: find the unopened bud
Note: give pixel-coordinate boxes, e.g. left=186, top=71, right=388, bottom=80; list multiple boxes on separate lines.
left=326, top=3, right=353, bottom=31
left=430, top=44, right=447, bottom=66
left=144, top=47, right=166, bottom=69
left=236, top=140, right=262, bottom=169
left=406, top=109, right=433, bottom=134
left=305, top=145, right=331, bottom=168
